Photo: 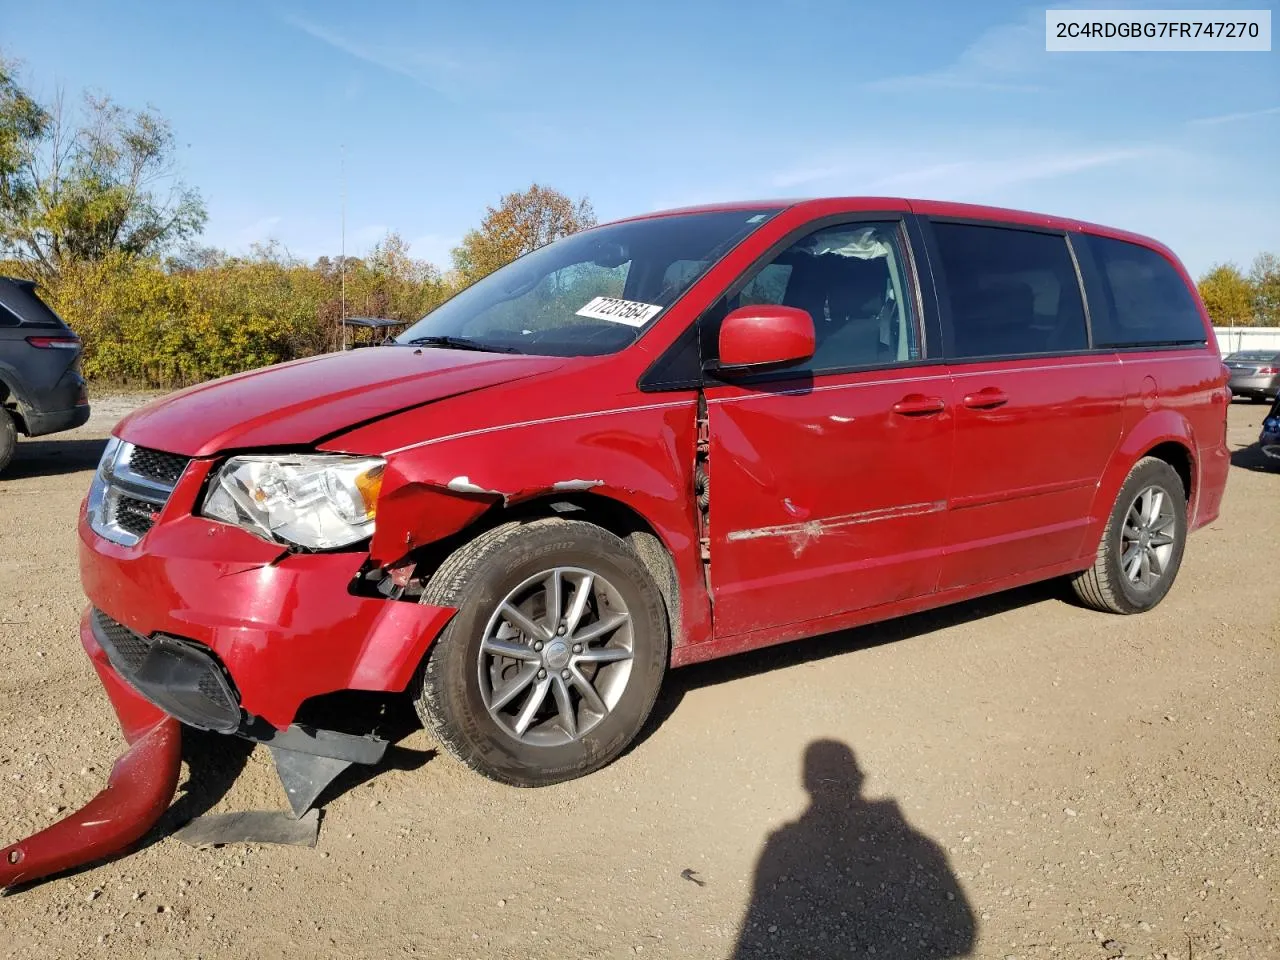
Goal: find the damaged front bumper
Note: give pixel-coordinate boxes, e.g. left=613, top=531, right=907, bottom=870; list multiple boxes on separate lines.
left=0, top=515, right=460, bottom=890
left=0, top=613, right=181, bottom=891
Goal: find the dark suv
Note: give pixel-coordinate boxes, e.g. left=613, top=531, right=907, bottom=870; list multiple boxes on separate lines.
left=0, top=277, right=90, bottom=473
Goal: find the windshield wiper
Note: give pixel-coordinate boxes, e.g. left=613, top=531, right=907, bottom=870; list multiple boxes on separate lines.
left=401, top=335, right=522, bottom=354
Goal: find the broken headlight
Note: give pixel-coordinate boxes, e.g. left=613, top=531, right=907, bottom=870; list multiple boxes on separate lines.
left=202, top=454, right=385, bottom=549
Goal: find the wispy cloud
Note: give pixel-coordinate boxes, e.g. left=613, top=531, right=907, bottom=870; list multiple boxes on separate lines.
left=866, top=11, right=1046, bottom=92
left=767, top=142, right=1158, bottom=198
left=350, top=224, right=390, bottom=248
left=1188, top=105, right=1280, bottom=126
left=281, top=13, right=485, bottom=98
left=234, top=215, right=283, bottom=248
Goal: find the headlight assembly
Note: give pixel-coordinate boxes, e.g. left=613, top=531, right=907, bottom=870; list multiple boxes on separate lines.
left=202, top=454, right=385, bottom=550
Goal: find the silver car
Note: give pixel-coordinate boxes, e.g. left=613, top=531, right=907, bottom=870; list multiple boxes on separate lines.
left=1225, top=350, right=1280, bottom=403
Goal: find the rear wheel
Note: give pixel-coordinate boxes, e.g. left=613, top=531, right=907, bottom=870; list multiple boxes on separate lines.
left=0, top=407, right=16, bottom=475
left=1071, top=457, right=1187, bottom=614
left=413, top=518, right=669, bottom=786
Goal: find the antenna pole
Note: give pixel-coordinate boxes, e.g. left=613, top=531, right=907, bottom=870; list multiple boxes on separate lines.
left=340, top=143, right=347, bottom=351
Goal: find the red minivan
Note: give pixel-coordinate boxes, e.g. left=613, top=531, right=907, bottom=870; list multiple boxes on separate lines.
left=71, top=198, right=1230, bottom=806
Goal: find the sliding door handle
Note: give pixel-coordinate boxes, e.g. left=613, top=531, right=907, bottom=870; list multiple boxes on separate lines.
left=961, top=387, right=1009, bottom=410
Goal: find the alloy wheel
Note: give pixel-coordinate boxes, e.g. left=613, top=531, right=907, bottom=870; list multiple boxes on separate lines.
left=477, top=566, right=634, bottom=746
left=1120, top=485, right=1178, bottom=591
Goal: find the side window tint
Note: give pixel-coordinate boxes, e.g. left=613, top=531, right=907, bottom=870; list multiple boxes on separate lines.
left=933, top=223, right=1087, bottom=358
left=0, top=304, right=20, bottom=327
left=738, top=263, right=791, bottom=307
left=1085, top=235, right=1206, bottom=347
left=709, top=222, right=922, bottom=371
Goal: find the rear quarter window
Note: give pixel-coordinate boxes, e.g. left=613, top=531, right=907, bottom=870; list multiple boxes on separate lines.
left=1084, top=235, right=1207, bottom=347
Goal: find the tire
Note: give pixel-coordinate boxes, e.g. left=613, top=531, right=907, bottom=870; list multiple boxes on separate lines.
left=1071, top=457, right=1188, bottom=614
left=0, top=407, right=16, bottom=476
left=413, top=517, right=669, bottom=786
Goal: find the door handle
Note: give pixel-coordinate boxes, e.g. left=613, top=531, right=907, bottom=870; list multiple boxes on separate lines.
left=891, top=394, right=946, bottom=416
left=961, top=387, right=1009, bottom=410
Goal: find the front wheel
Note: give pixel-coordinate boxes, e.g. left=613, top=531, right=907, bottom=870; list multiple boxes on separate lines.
left=1071, top=457, right=1188, bottom=614
left=413, top=518, right=669, bottom=786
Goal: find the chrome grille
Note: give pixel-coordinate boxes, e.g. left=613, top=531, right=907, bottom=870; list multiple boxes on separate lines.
left=127, top=447, right=190, bottom=485
left=87, top=441, right=188, bottom=546
left=111, top=495, right=158, bottom=538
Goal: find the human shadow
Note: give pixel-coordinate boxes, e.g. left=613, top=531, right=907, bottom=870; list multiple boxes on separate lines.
left=733, top=740, right=975, bottom=960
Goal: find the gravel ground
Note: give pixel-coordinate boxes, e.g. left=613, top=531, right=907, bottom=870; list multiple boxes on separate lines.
left=0, top=395, right=1276, bottom=959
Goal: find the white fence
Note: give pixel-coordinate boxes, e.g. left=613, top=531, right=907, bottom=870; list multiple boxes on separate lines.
left=1214, top=327, right=1280, bottom=354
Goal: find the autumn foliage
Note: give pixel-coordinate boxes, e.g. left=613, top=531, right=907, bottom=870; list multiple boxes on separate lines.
left=2, top=52, right=1277, bottom=389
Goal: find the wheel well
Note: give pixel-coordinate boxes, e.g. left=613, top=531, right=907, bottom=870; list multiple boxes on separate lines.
left=0, top=377, right=25, bottom=433
left=1144, top=441, right=1194, bottom=505
left=398, top=492, right=684, bottom=648
left=507, top=494, right=683, bottom=647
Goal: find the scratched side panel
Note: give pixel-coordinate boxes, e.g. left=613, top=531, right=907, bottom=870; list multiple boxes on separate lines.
left=705, top=366, right=955, bottom=637
left=329, top=383, right=709, bottom=650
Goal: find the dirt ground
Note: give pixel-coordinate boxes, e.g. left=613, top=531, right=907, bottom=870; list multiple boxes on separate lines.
left=0, top=396, right=1276, bottom=959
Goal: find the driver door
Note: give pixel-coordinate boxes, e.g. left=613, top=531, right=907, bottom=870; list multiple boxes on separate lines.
left=703, top=218, right=954, bottom=638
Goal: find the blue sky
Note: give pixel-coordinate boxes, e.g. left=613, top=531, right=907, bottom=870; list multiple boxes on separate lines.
left=3, top=0, right=1277, bottom=276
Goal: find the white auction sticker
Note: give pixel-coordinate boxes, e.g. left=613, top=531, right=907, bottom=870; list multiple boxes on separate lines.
left=575, top=296, right=663, bottom=327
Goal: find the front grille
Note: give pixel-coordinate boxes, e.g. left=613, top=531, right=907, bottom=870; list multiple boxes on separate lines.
left=87, top=441, right=187, bottom=546
left=128, top=447, right=191, bottom=486
left=90, top=608, right=242, bottom=733
left=111, top=495, right=158, bottom=538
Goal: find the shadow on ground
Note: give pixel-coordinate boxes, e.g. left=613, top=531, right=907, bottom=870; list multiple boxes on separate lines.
left=5, top=438, right=106, bottom=479
left=1230, top=443, right=1279, bottom=474
left=639, top=579, right=1062, bottom=750
left=733, top=739, right=975, bottom=959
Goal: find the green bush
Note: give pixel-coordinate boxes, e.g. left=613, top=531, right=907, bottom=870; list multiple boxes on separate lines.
left=1, top=237, right=449, bottom=388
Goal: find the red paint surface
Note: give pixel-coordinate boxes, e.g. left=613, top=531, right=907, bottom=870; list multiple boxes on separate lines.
left=79, top=469, right=457, bottom=729
left=0, top=614, right=181, bottom=890
left=718, top=305, right=815, bottom=369
left=74, top=195, right=1229, bottom=744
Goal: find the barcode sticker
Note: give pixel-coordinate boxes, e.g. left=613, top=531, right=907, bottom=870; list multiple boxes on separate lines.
left=575, top=296, right=663, bottom=327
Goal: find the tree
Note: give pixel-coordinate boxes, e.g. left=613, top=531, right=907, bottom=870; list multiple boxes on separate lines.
left=451, top=183, right=595, bottom=284
left=1198, top=264, right=1255, bottom=327
left=0, top=55, right=205, bottom=278
left=1249, top=252, right=1280, bottom=326
left=0, top=55, right=49, bottom=205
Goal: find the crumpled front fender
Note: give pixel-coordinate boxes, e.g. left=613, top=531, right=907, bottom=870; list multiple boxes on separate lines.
left=0, top=611, right=181, bottom=891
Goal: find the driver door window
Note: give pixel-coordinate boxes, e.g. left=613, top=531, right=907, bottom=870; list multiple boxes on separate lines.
left=713, top=222, right=923, bottom=372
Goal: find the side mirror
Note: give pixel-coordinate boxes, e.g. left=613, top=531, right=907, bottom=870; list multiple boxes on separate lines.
left=713, top=305, right=815, bottom=375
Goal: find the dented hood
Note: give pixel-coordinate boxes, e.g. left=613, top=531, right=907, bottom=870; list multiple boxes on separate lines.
left=115, top=348, right=566, bottom=457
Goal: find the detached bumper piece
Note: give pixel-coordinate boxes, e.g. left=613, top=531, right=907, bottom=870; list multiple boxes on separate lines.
left=94, top=607, right=388, bottom=817
left=0, top=615, right=181, bottom=891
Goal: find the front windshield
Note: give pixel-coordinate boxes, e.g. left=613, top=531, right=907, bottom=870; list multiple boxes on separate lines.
left=396, top=208, right=780, bottom=357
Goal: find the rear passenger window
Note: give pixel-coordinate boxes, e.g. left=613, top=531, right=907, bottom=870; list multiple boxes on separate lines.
left=0, top=304, right=19, bottom=327
left=932, top=223, right=1087, bottom=358
left=1084, top=235, right=1207, bottom=347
